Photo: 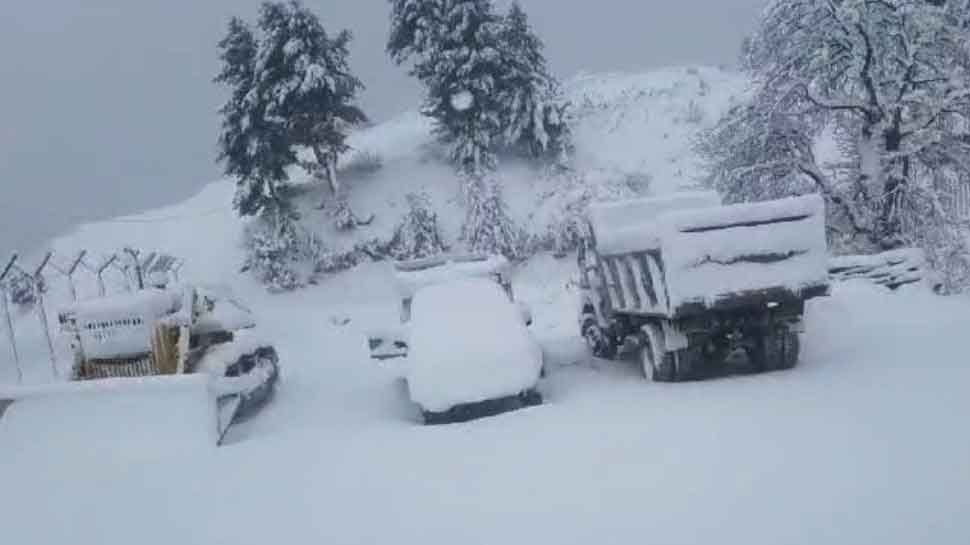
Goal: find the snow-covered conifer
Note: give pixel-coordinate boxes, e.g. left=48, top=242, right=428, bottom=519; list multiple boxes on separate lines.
left=388, top=192, right=447, bottom=260
left=461, top=174, right=525, bottom=258
left=216, top=1, right=367, bottom=222
left=496, top=2, right=571, bottom=161
left=216, top=16, right=294, bottom=219
left=388, top=0, right=506, bottom=173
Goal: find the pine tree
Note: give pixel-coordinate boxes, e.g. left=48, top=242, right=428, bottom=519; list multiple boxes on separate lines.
left=388, top=0, right=571, bottom=169
left=496, top=3, right=571, bottom=161
left=387, top=0, right=443, bottom=68
left=388, top=0, right=506, bottom=173
left=387, top=192, right=447, bottom=260
left=254, top=1, right=367, bottom=218
left=216, top=1, right=367, bottom=222
left=461, top=174, right=525, bottom=258
left=387, top=0, right=529, bottom=256
left=216, top=16, right=294, bottom=220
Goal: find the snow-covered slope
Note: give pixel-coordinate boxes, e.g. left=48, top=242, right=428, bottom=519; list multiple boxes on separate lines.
left=12, top=66, right=747, bottom=293
left=5, top=67, right=969, bottom=545
left=2, top=260, right=969, bottom=545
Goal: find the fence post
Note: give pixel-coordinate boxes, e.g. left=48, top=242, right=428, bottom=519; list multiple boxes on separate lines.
left=1, top=254, right=23, bottom=383
left=96, top=254, right=118, bottom=297
left=65, top=250, right=87, bottom=302
left=171, top=260, right=184, bottom=283
left=31, top=252, right=58, bottom=379
left=1, top=290, right=22, bottom=384
left=124, top=248, right=145, bottom=290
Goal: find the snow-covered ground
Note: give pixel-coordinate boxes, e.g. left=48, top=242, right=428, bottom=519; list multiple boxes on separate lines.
left=2, top=67, right=969, bottom=544
left=2, top=257, right=969, bottom=545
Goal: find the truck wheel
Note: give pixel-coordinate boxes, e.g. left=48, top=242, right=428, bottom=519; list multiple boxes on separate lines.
left=582, top=316, right=617, bottom=360
left=750, top=325, right=800, bottom=372
left=640, top=325, right=675, bottom=382
left=671, top=346, right=705, bottom=381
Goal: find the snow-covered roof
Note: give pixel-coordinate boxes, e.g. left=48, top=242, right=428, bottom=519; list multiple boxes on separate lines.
left=393, top=254, right=510, bottom=298
left=406, top=278, right=542, bottom=412
left=589, top=191, right=722, bottom=255
left=61, top=288, right=181, bottom=324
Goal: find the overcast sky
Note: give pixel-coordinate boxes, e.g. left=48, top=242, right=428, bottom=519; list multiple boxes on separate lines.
left=0, top=0, right=763, bottom=255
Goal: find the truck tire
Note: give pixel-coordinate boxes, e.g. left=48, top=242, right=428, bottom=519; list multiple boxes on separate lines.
left=672, top=346, right=705, bottom=381
left=640, top=325, right=675, bottom=382
left=749, top=325, right=800, bottom=372
left=582, top=316, right=617, bottom=360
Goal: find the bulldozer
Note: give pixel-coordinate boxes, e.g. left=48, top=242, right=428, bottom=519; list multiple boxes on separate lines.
left=42, top=283, right=280, bottom=445
left=0, top=244, right=283, bottom=449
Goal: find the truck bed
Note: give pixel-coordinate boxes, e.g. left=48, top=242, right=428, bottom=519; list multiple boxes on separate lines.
left=590, top=194, right=830, bottom=318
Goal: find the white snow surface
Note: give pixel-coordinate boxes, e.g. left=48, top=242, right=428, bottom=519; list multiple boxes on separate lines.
left=594, top=194, right=829, bottom=309
left=62, top=287, right=181, bottom=323
left=662, top=194, right=829, bottom=307
left=197, top=328, right=271, bottom=376
left=2, top=261, right=969, bottom=545
left=450, top=90, right=474, bottom=112
left=406, top=278, right=542, bottom=412
left=2, top=68, right=969, bottom=545
left=591, top=190, right=722, bottom=255
left=0, top=374, right=217, bottom=458
left=392, top=254, right=511, bottom=298
left=829, top=247, right=926, bottom=270
left=61, top=288, right=184, bottom=360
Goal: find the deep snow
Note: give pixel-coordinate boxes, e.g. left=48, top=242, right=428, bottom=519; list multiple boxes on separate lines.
left=2, top=261, right=969, bottom=545
left=2, top=67, right=969, bottom=544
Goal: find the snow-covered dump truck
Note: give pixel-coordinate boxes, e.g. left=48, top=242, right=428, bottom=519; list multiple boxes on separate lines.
left=367, top=254, right=542, bottom=424
left=54, top=285, right=280, bottom=441
left=577, top=192, right=829, bottom=381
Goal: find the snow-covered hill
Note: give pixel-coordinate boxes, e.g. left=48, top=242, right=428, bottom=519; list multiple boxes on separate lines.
left=29, top=66, right=747, bottom=287
left=4, top=67, right=970, bottom=545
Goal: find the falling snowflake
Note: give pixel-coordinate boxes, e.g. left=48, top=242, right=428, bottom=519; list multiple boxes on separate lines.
left=450, top=90, right=474, bottom=112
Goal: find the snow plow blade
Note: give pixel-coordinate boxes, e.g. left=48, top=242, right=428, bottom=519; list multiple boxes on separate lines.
left=0, top=374, right=231, bottom=454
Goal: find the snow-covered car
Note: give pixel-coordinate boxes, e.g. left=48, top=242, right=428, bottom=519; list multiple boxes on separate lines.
left=368, top=255, right=543, bottom=424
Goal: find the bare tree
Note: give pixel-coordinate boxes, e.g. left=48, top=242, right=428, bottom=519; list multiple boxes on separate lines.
left=698, top=0, right=970, bottom=289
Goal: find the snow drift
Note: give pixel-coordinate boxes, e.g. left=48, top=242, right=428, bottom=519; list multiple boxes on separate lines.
left=0, top=375, right=218, bottom=457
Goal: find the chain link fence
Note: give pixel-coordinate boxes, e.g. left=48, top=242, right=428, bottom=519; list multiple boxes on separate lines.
left=0, top=248, right=183, bottom=384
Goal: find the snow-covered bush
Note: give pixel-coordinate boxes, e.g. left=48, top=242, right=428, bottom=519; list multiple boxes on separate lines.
left=241, top=218, right=322, bottom=292
left=387, top=192, right=447, bottom=260
left=328, top=199, right=375, bottom=232
left=548, top=208, right=588, bottom=258
left=461, top=175, right=526, bottom=259
left=3, top=273, right=39, bottom=309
